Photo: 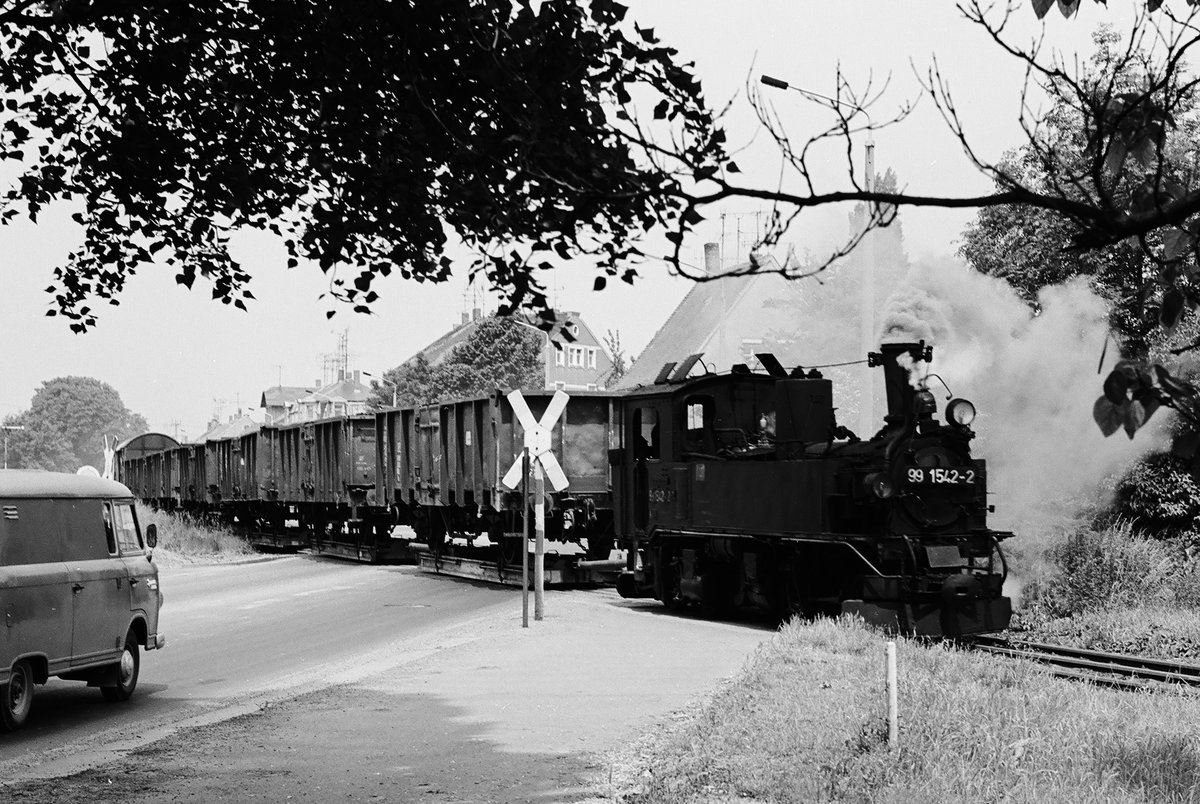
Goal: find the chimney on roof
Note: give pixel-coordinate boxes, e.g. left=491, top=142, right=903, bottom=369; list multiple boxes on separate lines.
left=472, top=307, right=481, bottom=321
left=461, top=312, right=469, bottom=325
left=704, top=242, right=721, bottom=276
left=353, top=369, right=360, bottom=383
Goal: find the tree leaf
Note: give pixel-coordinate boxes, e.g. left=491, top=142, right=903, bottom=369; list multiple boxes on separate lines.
left=1103, top=367, right=1131, bottom=403
left=1031, top=0, right=1055, bottom=17
left=1161, top=285, right=1186, bottom=332
left=1104, top=139, right=1127, bottom=176
left=593, top=276, right=607, bottom=291
left=1123, top=399, right=1145, bottom=438
left=1093, top=396, right=1124, bottom=437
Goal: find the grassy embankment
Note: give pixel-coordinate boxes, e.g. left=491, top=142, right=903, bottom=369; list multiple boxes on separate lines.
left=606, top=522, right=1200, bottom=803
left=137, top=503, right=256, bottom=567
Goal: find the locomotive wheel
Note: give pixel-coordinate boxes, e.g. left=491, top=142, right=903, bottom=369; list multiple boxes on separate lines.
left=653, top=546, right=685, bottom=611
left=101, top=631, right=140, bottom=703
left=0, top=660, right=34, bottom=731
left=584, top=523, right=615, bottom=561
left=700, top=564, right=736, bottom=619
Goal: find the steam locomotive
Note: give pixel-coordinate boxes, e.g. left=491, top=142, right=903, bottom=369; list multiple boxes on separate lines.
left=612, top=341, right=1012, bottom=636
left=117, top=340, right=1011, bottom=637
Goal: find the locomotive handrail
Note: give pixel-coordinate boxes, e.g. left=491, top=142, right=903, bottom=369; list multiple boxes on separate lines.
left=990, top=532, right=1009, bottom=582
left=662, top=529, right=888, bottom=578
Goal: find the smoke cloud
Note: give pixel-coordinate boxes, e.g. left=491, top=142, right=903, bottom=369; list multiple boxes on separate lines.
left=878, top=257, right=1168, bottom=558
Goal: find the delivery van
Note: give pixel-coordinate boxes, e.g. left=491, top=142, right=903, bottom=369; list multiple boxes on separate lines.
left=0, top=470, right=165, bottom=731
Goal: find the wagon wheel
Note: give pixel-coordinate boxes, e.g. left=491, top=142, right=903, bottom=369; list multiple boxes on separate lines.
left=425, top=509, right=447, bottom=553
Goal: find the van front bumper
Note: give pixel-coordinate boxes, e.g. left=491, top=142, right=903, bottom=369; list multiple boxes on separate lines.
left=146, top=633, right=166, bottom=651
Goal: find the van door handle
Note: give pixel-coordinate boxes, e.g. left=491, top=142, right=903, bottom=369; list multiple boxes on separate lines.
left=71, top=584, right=85, bottom=593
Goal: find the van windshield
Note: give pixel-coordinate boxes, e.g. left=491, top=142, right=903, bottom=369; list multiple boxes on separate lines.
left=111, top=502, right=142, bottom=554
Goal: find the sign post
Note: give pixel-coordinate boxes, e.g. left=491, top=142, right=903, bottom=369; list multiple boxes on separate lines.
left=521, top=449, right=530, bottom=628
left=500, top=389, right=571, bottom=624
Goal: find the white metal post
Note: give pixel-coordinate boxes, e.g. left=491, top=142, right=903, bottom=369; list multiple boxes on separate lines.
left=886, top=640, right=898, bottom=748
left=534, top=462, right=546, bottom=621
left=521, top=448, right=530, bottom=628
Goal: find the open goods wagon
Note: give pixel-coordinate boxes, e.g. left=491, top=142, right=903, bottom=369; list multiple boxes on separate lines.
left=112, top=433, right=181, bottom=510
left=377, top=390, right=618, bottom=564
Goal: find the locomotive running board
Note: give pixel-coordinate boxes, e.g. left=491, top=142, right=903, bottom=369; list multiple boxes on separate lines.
left=417, top=551, right=625, bottom=588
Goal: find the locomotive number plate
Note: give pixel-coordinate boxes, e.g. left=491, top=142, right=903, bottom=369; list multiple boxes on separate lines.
left=906, top=467, right=976, bottom=485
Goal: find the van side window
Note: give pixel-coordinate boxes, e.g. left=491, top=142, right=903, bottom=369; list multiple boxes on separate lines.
left=110, top=503, right=142, bottom=554
left=102, top=505, right=117, bottom=555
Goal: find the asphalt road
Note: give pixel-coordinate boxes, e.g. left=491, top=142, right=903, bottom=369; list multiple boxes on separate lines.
left=0, top=555, right=515, bottom=782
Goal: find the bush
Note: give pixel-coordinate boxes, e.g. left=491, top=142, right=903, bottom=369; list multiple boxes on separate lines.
left=1103, top=451, right=1200, bottom=544
left=137, top=504, right=255, bottom=566
left=1017, top=520, right=1200, bottom=628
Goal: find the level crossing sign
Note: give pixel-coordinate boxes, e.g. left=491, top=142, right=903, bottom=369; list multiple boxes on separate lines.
left=501, top=389, right=570, bottom=491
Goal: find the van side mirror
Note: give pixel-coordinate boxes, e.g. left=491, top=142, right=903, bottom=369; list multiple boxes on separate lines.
left=145, top=523, right=158, bottom=549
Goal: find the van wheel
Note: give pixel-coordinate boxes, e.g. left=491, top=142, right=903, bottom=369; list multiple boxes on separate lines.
left=1, top=660, right=34, bottom=731
left=101, top=633, right=139, bottom=703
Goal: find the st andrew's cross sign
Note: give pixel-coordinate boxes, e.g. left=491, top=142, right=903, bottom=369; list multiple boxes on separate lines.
left=501, top=389, right=570, bottom=492
left=499, top=388, right=569, bottom=625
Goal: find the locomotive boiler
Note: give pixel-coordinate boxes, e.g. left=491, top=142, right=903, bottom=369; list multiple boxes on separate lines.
left=612, top=341, right=1012, bottom=637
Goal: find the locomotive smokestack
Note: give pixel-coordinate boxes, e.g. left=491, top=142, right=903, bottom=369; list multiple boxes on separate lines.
left=871, top=341, right=931, bottom=431
left=703, top=243, right=721, bottom=275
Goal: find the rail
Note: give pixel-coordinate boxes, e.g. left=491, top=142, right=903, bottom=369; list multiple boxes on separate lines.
left=968, top=634, right=1200, bottom=691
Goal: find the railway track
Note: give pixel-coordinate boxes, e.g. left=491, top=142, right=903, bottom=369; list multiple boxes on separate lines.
left=968, top=634, right=1200, bottom=691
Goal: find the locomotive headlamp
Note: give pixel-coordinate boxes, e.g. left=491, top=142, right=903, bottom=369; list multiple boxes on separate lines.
left=946, top=398, right=977, bottom=427
left=865, top=472, right=895, bottom=499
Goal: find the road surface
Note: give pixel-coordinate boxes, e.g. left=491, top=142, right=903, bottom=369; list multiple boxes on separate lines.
left=0, top=554, right=774, bottom=802
left=0, top=555, right=514, bottom=781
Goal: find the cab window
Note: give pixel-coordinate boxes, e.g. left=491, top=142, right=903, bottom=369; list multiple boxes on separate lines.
left=633, top=407, right=660, bottom=460
left=682, top=395, right=715, bottom=454
left=110, top=502, right=143, bottom=554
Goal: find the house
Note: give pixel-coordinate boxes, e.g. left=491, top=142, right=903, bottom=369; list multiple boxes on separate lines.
left=285, top=371, right=373, bottom=422
left=259, top=386, right=315, bottom=426
left=616, top=266, right=796, bottom=389
left=407, top=309, right=614, bottom=392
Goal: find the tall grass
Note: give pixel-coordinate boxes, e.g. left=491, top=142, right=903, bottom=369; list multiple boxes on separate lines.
left=609, top=618, right=1200, bottom=803
left=137, top=504, right=255, bottom=566
left=1014, top=520, right=1200, bottom=658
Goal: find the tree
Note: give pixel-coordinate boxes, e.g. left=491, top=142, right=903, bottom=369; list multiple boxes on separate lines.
left=959, top=27, right=1180, bottom=362
left=0, top=0, right=720, bottom=330
left=370, top=316, right=543, bottom=408
left=3, top=376, right=149, bottom=472
left=9, top=1, right=1200, bottom=431
left=603, top=329, right=627, bottom=387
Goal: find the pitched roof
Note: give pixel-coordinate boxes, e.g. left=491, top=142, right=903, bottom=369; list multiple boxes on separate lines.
left=260, top=386, right=315, bottom=408
left=195, top=414, right=260, bottom=443
left=306, top=377, right=371, bottom=404
left=617, top=272, right=765, bottom=388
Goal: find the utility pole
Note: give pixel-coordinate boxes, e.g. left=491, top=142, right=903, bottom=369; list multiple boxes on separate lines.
left=758, top=74, right=879, bottom=435
left=858, top=141, right=877, bottom=439
left=1, top=425, right=24, bottom=469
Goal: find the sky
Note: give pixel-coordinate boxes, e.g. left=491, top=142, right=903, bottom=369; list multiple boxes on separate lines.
left=0, top=1, right=1117, bottom=440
